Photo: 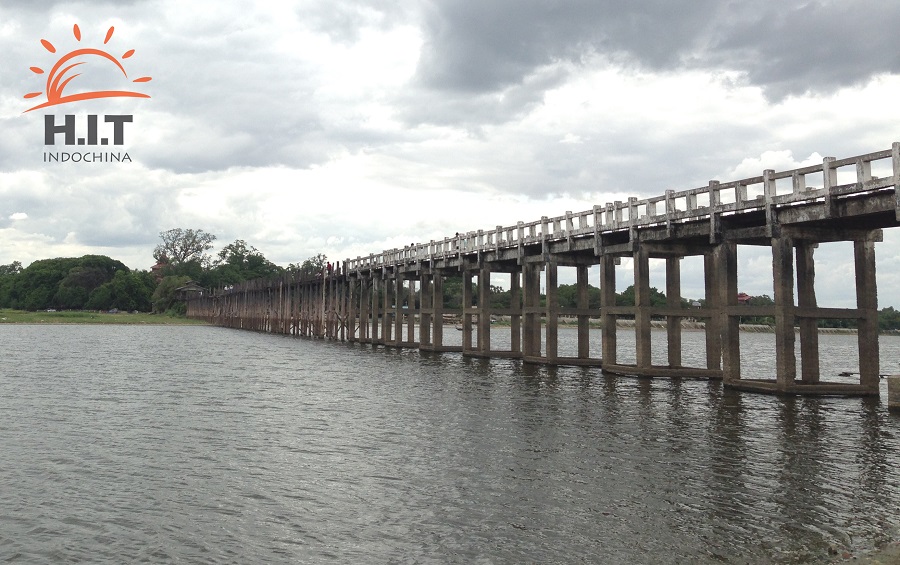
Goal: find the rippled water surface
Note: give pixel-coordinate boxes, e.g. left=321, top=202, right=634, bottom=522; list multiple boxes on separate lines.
left=1, top=324, right=899, bottom=563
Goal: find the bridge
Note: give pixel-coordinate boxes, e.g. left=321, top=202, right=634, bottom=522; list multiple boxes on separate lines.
left=186, top=143, right=900, bottom=397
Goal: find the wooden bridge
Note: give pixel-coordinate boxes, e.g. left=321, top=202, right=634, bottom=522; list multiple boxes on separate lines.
left=186, top=144, right=900, bottom=396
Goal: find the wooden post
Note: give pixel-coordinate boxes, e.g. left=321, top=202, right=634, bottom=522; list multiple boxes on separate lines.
left=360, top=276, right=371, bottom=342
left=855, top=237, right=879, bottom=391
left=394, top=277, right=403, bottom=345
left=433, top=273, right=444, bottom=349
left=717, top=243, right=740, bottom=383
left=462, top=270, right=474, bottom=353
left=478, top=265, right=492, bottom=354
left=523, top=262, right=542, bottom=359
left=510, top=271, right=521, bottom=354
left=420, top=274, right=433, bottom=348
left=634, top=245, right=651, bottom=369
left=371, top=276, right=382, bottom=344
left=546, top=261, right=559, bottom=362
left=796, top=242, right=819, bottom=383
left=576, top=265, right=590, bottom=359
left=705, top=249, right=725, bottom=372
left=407, top=278, right=417, bottom=345
left=772, top=236, right=797, bottom=389
left=600, top=254, right=617, bottom=366
left=666, top=257, right=682, bottom=368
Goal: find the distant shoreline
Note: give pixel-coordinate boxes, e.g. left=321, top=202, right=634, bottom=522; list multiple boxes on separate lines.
left=0, top=309, right=205, bottom=325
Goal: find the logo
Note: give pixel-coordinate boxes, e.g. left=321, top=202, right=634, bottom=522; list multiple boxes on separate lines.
left=25, top=23, right=152, bottom=164
left=24, top=23, right=151, bottom=113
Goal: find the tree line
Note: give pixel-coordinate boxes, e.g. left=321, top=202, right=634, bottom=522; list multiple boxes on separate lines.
left=0, top=228, right=324, bottom=315
left=3, top=227, right=900, bottom=330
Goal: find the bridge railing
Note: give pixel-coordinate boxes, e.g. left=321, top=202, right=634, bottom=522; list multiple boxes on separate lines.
left=344, top=144, right=899, bottom=273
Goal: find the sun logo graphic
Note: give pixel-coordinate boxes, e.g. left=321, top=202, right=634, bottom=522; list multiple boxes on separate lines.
left=23, top=23, right=151, bottom=113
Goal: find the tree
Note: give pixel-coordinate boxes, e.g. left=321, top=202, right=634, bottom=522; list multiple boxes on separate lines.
left=153, top=228, right=217, bottom=265
left=214, top=239, right=282, bottom=284
left=151, top=275, right=192, bottom=314
left=86, top=270, right=156, bottom=312
left=615, top=285, right=667, bottom=308
left=0, top=261, right=22, bottom=276
left=5, top=255, right=127, bottom=310
left=289, top=253, right=327, bottom=278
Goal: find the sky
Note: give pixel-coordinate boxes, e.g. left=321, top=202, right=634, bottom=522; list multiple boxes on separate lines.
left=2, top=0, right=900, bottom=307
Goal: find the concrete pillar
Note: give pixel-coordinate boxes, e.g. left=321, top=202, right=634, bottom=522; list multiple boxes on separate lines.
left=855, top=238, right=879, bottom=390
left=546, top=261, right=559, bottom=362
left=600, top=254, right=617, bottom=366
left=634, top=245, right=652, bottom=369
left=772, top=236, right=797, bottom=388
left=510, top=272, right=521, bottom=354
left=666, top=257, right=682, bottom=368
left=576, top=265, right=590, bottom=359
left=795, top=243, right=820, bottom=383
left=478, top=266, right=492, bottom=354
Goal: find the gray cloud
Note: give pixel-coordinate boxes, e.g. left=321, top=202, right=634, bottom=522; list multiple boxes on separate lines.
left=410, top=0, right=900, bottom=116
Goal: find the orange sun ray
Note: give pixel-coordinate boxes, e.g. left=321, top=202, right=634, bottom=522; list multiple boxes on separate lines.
left=23, top=23, right=152, bottom=112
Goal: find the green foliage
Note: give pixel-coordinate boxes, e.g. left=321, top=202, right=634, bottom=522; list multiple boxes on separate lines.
left=557, top=284, right=601, bottom=309
left=0, top=261, right=22, bottom=276
left=86, top=270, right=156, bottom=312
left=614, top=285, right=668, bottom=307
left=2, top=255, right=128, bottom=311
left=151, top=275, right=192, bottom=314
left=879, top=306, right=900, bottom=331
left=289, top=253, right=327, bottom=278
left=213, top=239, right=283, bottom=284
left=154, top=228, right=217, bottom=264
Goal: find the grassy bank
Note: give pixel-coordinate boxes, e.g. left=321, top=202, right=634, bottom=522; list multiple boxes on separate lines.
left=0, top=309, right=207, bottom=325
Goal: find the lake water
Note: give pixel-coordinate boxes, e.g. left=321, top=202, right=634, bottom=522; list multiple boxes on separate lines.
left=1, top=324, right=899, bottom=563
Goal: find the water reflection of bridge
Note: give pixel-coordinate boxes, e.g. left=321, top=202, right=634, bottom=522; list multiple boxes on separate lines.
left=187, top=144, right=900, bottom=397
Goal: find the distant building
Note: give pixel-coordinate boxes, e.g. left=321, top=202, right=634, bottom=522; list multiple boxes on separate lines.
left=737, top=292, right=752, bottom=304
left=150, top=256, right=169, bottom=282
left=174, top=280, right=206, bottom=300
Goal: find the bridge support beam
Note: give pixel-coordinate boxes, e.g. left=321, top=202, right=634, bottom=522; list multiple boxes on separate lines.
left=666, top=257, right=682, bottom=368
left=600, top=254, right=617, bottom=367
left=462, top=269, right=474, bottom=353
left=523, top=262, right=542, bottom=360
left=856, top=239, right=880, bottom=389
left=545, top=260, right=559, bottom=363
left=419, top=274, right=432, bottom=349
left=510, top=272, right=521, bottom=355
left=478, top=265, right=492, bottom=355
left=773, top=236, right=797, bottom=389
left=796, top=243, right=819, bottom=383
left=634, top=245, right=652, bottom=369
left=717, top=243, right=740, bottom=383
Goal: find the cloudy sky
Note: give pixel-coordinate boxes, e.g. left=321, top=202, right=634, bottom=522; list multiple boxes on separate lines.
left=2, top=0, right=900, bottom=306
